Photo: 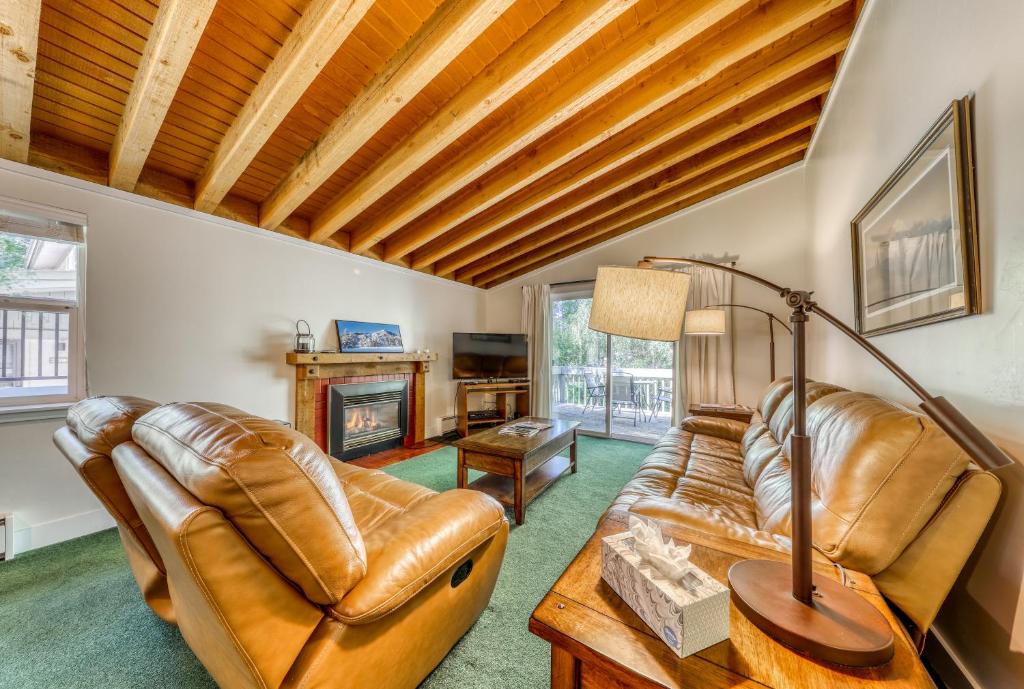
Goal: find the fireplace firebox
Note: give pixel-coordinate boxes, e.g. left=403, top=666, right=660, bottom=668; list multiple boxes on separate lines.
left=328, top=380, right=409, bottom=461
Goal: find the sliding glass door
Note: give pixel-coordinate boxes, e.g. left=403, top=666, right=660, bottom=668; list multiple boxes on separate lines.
left=550, top=284, right=675, bottom=442
left=610, top=335, right=673, bottom=441
left=551, top=294, right=608, bottom=434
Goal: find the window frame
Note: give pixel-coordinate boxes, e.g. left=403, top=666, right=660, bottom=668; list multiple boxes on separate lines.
left=0, top=198, right=87, bottom=413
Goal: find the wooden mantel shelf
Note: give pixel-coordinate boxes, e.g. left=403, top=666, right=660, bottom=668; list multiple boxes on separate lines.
left=286, top=351, right=438, bottom=365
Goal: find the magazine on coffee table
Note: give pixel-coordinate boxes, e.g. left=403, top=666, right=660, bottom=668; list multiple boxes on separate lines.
left=498, top=420, right=552, bottom=438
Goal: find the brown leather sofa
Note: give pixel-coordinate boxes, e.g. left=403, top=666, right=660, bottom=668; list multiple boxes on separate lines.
left=608, top=377, right=1001, bottom=639
left=56, top=398, right=508, bottom=689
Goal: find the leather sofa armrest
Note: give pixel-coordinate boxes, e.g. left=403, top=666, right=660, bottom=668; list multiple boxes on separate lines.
left=680, top=416, right=748, bottom=443
left=330, top=489, right=506, bottom=624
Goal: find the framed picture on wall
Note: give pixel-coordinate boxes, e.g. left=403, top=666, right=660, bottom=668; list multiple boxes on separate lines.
left=335, top=320, right=404, bottom=353
left=850, top=95, right=981, bottom=337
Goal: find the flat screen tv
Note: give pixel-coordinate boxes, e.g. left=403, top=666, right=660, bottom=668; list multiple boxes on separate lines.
left=452, top=333, right=528, bottom=380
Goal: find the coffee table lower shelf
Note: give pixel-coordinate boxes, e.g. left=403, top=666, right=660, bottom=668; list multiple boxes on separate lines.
left=468, top=455, right=572, bottom=513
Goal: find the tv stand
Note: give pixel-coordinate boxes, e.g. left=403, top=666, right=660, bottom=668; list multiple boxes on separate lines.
left=456, top=380, right=531, bottom=437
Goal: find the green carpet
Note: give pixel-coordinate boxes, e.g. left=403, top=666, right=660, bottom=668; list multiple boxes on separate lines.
left=0, top=436, right=648, bottom=688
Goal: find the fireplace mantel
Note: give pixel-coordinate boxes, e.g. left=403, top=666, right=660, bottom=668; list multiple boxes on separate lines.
left=286, top=352, right=437, bottom=365
left=286, top=351, right=438, bottom=449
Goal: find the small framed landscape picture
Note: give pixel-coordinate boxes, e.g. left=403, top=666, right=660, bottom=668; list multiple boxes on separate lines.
left=336, top=320, right=404, bottom=353
left=851, top=95, right=981, bottom=337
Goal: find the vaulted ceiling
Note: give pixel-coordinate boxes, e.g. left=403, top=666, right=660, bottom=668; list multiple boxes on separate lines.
left=1, top=0, right=861, bottom=287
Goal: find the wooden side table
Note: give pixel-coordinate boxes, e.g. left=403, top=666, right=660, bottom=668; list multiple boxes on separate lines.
left=529, top=511, right=935, bottom=689
left=688, top=403, right=755, bottom=423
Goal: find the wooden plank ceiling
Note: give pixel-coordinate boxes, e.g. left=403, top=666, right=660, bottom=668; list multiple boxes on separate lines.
left=2, top=0, right=860, bottom=288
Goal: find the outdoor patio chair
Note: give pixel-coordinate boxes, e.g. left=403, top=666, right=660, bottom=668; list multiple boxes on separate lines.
left=582, top=372, right=605, bottom=415
left=611, top=373, right=644, bottom=427
left=649, top=383, right=672, bottom=421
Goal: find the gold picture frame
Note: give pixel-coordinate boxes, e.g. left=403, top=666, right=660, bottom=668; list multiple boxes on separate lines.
left=850, top=96, right=981, bottom=337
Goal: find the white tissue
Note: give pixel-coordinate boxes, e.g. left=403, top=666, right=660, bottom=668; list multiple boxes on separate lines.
left=629, top=515, right=693, bottom=584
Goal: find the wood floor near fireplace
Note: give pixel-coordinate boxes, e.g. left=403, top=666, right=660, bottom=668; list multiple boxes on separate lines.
left=349, top=440, right=445, bottom=470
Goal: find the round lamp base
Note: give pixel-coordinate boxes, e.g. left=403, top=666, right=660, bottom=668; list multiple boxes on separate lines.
left=728, top=559, right=895, bottom=667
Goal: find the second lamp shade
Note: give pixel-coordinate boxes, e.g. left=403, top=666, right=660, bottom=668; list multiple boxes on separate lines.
left=684, top=308, right=726, bottom=335
left=589, top=266, right=691, bottom=341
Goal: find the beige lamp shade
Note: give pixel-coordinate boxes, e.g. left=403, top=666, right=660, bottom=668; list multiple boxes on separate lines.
left=589, top=265, right=691, bottom=341
left=684, top=308, right=726, bottom=335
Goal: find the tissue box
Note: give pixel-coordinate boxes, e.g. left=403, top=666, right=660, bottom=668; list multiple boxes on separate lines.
left=601, top=531, right=730, bottom=657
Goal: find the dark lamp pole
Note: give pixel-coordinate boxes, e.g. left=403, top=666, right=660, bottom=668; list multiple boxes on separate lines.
left=695, top=303, right=792, bottom=381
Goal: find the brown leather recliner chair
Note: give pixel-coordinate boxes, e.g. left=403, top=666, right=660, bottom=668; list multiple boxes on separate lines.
left=110, top=401, right=509, bottom=689
left=53, top=396, right=174, bottom=623
left=609, top=377, right=1001, bottom=640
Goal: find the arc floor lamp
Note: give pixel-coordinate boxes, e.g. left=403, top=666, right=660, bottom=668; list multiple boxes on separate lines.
left=685, top=304, right=792, bottom=382
left=589, top=256, right=1012, bottom=667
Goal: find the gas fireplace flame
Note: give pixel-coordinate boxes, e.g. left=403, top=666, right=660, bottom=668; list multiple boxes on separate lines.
left=346, top=406, right=388, bottom=434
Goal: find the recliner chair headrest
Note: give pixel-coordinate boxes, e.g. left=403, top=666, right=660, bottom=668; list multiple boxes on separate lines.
left=66, top=396, right=160, bottom=455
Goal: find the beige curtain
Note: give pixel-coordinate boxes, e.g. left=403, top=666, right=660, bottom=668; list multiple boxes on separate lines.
left=522, top=284, right=551, bottom=416
left=671, top=265, right=735, bottom=424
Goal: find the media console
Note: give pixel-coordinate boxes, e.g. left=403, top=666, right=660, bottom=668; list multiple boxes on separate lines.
left=456, top=380, right=531, bottom=437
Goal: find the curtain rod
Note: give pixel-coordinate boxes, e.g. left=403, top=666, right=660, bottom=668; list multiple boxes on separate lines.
left=550, top=255, right=740, bottom=287
left=549, top=279, right=595, bottom=287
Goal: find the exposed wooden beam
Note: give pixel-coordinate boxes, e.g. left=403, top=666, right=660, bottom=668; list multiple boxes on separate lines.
left=108, top=0, right=216, bottom=191
left=254, top=0, right=514, bottom=227
left=29, top=132, right=319, bottom=243
left=0, top=0, right=41, bottom=162
left=384, top=0, right=849, bottom=263
left=458, top=104, right=820, bottom=282
left=363, top=0, right=750, bottom=257
left=193, top=0, right=376, bottom=213
left=444, top=68, right=835, bottom=280
left=302, top=0, right=642, bottom=244
left=423, top=24, right=850, bottom=274
left=482, top=155, right=802, bottom=288
left=469, top=135, right=811, bottom=286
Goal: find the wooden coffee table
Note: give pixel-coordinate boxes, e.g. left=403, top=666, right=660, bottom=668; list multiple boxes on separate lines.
left=454, top=417, right=580, bottom=525
left=530, top=510, right=936, bottom=689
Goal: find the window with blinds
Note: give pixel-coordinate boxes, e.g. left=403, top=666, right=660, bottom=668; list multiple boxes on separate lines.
left=0, top=198, right=86, bottom=409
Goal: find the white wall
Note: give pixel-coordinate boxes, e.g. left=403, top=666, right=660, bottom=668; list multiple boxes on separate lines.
left=484, top=165, right=810, bottom=407
left=0, top=160, right=484, bottom=553
left=804, top=0, right=1024, bottom=685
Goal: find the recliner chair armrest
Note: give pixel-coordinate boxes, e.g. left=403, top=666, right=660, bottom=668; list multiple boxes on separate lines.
left=330, top=489, right=506, bottom=624
left=680, top=416, right=748, bottom=442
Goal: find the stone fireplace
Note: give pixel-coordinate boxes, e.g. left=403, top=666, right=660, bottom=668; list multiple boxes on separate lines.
left=328, top=379, right=408, bottom=460
left=286, top=351, right=437, bottom=460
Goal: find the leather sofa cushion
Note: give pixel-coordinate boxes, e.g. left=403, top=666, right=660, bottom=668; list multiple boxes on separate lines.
left=745, top=381, right=846, bottom=532
left=609, top=426, right=756, bottom=526
left=680, top=416, right=747, bottom=443
left=608, top=427, right=690, bottom=513
left=132, top=402, right=366, bottom=604
left=66, top=396, right=159, bottom=455
left=766, top=381, right=846, bottom=445
left=756, top=377, right=794, bottom=423
left=806, top=391, right=970, bottom=574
